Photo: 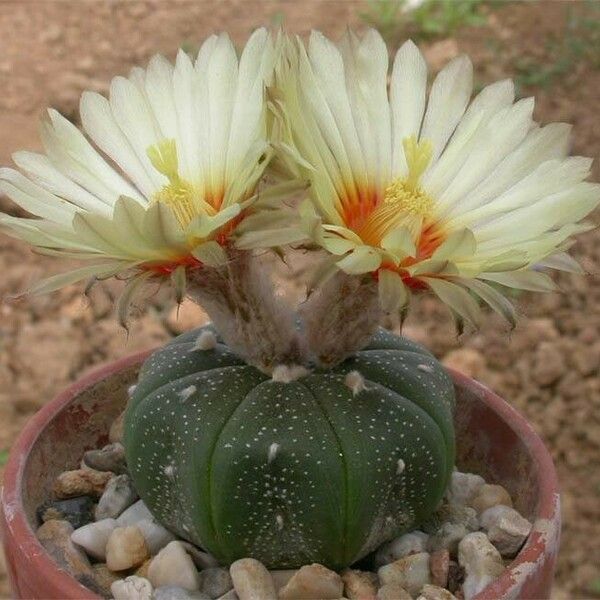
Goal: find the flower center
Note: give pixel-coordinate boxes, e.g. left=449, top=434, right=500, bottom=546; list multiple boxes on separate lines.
left=147, top=139, right=217, bottom=228
left=357, top=136, right=434, bottom=245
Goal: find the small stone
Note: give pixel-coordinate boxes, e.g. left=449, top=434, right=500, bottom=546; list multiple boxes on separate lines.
left=37, top=495, right=95, bottom=529
left=136, top=518, right=176, bottom=555
left=95, top=474, right=138, bottom=520
left=532, top=342, right=565, bottom=386
left=436, top=504, right=479, bottom=531
left=110, top=411, right=126, bottom=443
left=106, top=526, right=149, bottom=571
left=429, top=549, right=450, bottom=588
left=458, top=533, right=505, bottom=600
left=71, top=518, right=117, bottom=560
left=37, top=519, right=93, bottom=580
left=216, top=591, right=239, bottom=600
left=377, top=552, right=431, bottom=597
left=480, top=506, right=532, bottom=557
left=470, top=484, right=513, bottom=515
left=269, top=569, right=297, bottom=591
left=136, top=559, right=152, bottom=579
left=111, top=575, right=153, bottom=600
left=118, top=499, right=155, bottom=526
left=84, top=443, right=127, bottom=474
left=91, top=563, right=121, bottom=596
left=54, top=468, right=112, bottom=498
left=180, top=541, right=220, bottom=569
left=279, top=563, right=343, bottom=599
left=375, top=531, right=429, bottom=566
left=445, top=472, right=485, bottom=507
left=341, top=569, right=378, bottom=599
left=376, top=583, right=412, bottom=600
left=148, top=541, right=201, bottom=591
left=428, top=523, right=470, bottom=556
left=154, top=586, right=210, bottom=600
left=417, top=584, right=458, bottom=600
left=230, top=558, right=276, bottom=600
left=200, top=567, right=233, bottom=598
left=447, top=562, right=464, bottom=594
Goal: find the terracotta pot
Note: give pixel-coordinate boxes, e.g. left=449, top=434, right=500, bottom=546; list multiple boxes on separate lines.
left=1, top=353, right=560, bottom=599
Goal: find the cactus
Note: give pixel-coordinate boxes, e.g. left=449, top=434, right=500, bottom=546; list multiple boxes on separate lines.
left=124, top=324, right=455, bottom=569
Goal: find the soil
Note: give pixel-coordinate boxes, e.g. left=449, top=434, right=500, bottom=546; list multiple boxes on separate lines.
left=0, top=1, right=598, bottom=598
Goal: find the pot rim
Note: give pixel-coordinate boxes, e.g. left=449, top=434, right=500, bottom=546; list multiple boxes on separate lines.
left=1, top=355, right=559, bottom=600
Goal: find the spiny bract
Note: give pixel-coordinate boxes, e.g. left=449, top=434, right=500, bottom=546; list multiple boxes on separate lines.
left=124, top=325, right=455, bottom=569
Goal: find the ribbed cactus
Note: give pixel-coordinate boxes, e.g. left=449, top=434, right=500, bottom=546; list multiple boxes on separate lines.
left=124, top=325, right=455, bottom=569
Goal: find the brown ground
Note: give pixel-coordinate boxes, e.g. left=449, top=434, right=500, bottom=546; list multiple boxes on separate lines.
left=0, top=1, right=598, bottom=598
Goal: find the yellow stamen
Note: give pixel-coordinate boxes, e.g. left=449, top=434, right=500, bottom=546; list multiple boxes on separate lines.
left=147, top=139, right=200, bottom=228
left=357, top=136, right=434, bottom=245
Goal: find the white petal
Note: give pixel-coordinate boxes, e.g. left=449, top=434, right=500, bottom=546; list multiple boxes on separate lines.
left=420, top=55, right=473, bottom=163
left=437, top=97, right=535, bottom=217
left=80, top=91, right=156, bottom=199
left=390, top=40, right=428, bottom=175
left=0, top=167, right=76, bottom=222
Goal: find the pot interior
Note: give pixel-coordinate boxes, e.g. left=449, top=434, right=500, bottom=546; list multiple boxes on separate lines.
left=21, top=365, right=538, bottom=531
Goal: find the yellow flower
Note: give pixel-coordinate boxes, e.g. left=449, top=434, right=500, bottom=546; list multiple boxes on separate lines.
left=0, top=29, right=280, bottom=305
left=263, top=30, right=599, bottom=326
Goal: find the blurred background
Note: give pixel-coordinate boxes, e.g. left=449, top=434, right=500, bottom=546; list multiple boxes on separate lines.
left=0, top=0, right=598, bottom=597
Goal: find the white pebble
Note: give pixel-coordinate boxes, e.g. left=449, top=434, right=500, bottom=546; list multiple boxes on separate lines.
left=378, top=552, right=431, bottom=597
left=230, top=558, right=277, bottom=600
left=375, top=531, right=429, bottom=567
left=117, top=500, right=155, bottom=527
left=192, top=330, right=218, bottom=351
left=148, top=541, right=201, bottom=591
left=480, top=505, right=532, bottom=557
left=71, top=518, right=117, bottom=561
left=344, top=371, right=366, bottom=396
left=95, top=474, right=138, bottom=520
left=111, top=576, right=153, bottom=600
left=136, top=518, right=176, bottom=555
left=279, top=563, right=343, bottom=599
left=445, top=471, right=485, bottom=507
left=458, top=532, right=505, bottom=599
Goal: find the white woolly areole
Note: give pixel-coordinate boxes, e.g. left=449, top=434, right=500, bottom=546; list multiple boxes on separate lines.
left=397, top=458, right=406, bottom=475
left=345, top=370, right=366, bottom=396
left=192, top=330, right=218, bottom=351
left=268, top=442, right=280, bottom=463
left=127, top=384, right=137, bottom=398
left=276, top=514, right=284, bottom=530
left=178, top=385, right=197, bottom=403
left=417, top=363, right=434, bottom=373
left=271, top=364, right=309, bottom=383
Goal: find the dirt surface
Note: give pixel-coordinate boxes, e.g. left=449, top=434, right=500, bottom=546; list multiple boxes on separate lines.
left=0, top=1, right=598, bottom=598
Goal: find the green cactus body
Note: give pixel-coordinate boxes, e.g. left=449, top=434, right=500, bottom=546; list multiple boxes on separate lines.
left=124, top=326, right=455, bottom=569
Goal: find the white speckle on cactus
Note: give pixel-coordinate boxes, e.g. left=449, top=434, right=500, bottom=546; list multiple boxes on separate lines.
left=177, top=385, right=196, bottom=403
left=397, top=459, right=406, bottom=475
left=344, top=370, right=366, bottom=396
left=267, top=443, right=280, bottom=463
left=163, top=464, right=175, bottom=479
left=276, top=514, right=284, bottom=530
left=417, top=363, right=434, bottom=373
left=192, top=330, right=218, bottom=351
left=271, top=364, right=309, bottom=383
left=128, top=384, right=137, bottom=397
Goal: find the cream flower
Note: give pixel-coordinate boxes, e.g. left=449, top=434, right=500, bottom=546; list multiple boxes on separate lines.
left=267, top=30, right=599, bottom=326
left=0, top=29, right=279, bottom=309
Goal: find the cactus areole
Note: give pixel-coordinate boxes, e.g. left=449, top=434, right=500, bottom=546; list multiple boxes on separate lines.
left=124, top=325, right=455, bottom=569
